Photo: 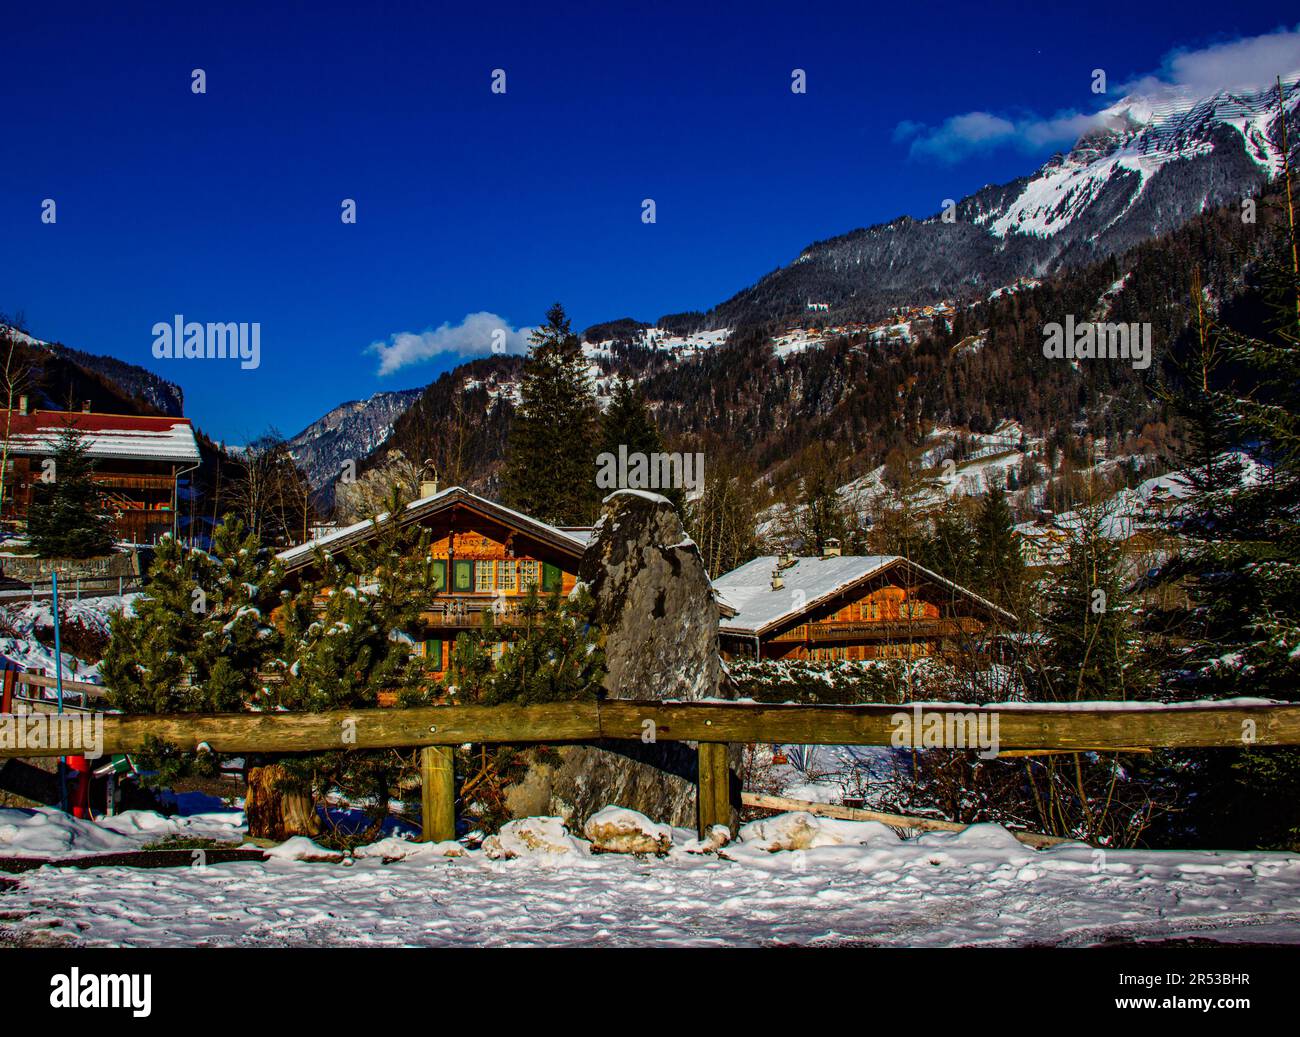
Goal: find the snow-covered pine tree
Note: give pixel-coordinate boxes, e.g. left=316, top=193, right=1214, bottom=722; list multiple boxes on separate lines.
left=102, top=516, right=284, bottom=783
left=501, top=303, right=600, bottom=526
left=25, top=422, right=115, bottom=559
left=267, top=488, right=437, bottom=837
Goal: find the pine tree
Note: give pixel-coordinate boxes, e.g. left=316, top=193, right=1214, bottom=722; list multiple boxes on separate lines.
left=25, top=423, right=115, bottom=558
left=102, top=517, right=285, bottom=784
left=598, top=375, right=683, bottom=510
left=270, top=489, right=438, bottom=833
left=972, top=483, right=1024, bottom=615
left=1037, top=501, right=1148, bottom=701
left=502, top=304, right=600, bottom=525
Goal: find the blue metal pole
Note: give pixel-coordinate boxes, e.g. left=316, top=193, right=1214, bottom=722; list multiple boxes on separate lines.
left=52, top=570, right=67, bottom=812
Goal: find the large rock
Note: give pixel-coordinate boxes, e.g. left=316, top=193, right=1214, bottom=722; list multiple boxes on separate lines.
left=509, top=491, right=738, bottom=831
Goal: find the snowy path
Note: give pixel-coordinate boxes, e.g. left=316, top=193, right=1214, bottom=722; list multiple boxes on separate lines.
left=4, top=824, right=1299, bottom=947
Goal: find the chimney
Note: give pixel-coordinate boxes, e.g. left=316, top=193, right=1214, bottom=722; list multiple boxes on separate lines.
left=18, top=395, right=27, bottom=416
left=419, top=477, right=439, bottom=498
left=822, top=538, right=841, bottom=558
left=82, top=400, right=91, bottom=414
left=770, top=568, right=784, bottom=591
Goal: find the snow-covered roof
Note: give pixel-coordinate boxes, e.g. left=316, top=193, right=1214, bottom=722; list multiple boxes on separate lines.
left=714, top=554, right=1015, bottom=636
left=2, top=410, right=201, bottom=464
left=275, top=486, right=589, bottom=571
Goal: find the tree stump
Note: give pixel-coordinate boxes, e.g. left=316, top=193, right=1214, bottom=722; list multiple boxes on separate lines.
left=244, top=764, right=321, bottom=840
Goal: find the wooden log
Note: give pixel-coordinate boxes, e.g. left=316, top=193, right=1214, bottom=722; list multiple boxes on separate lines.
left=0, top=703, right=604, bottom=759
left=15, top=673, right=110, bottom=699
left=4, top=699, right=1300, bottom=759
left=599, top=701, right=1300, bottom=750
left=696, top=741, right=731, bottom=839
left=741, top=792, right=1072, bottom=849
left=420, top=746, right=456, bottom=843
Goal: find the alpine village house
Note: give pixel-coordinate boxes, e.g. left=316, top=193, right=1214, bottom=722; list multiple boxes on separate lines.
left=1, top=399, right=202, bottom=544
left=276, top=486, right=1015, bottom=681
left=275, top=485, right=590, bottom=680
left=712, top=544, right=1015, bottom=662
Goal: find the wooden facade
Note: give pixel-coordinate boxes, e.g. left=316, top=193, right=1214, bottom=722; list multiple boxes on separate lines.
left=714, top=554, right=1014, bottom=662
left=276, top=487, right=587, bottom=679
left=1, top=408, right=201, bottom=544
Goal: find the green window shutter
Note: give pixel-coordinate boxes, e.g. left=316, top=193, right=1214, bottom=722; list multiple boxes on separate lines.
left=542, top=562, right=561, bottom=592
left=431, top=559, right=446, bottom=591
left=454, top=559, right=474, bottom=591
left=427, top=639, right=443, bottom=668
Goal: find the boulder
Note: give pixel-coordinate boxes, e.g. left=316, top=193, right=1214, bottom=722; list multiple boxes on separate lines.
left=524, top=491, right=739, bottom=831
left=738, top=811, right=900, bottom=852
left=583, top=806, right=673, bottom=855
left=482, top=816, right=588, bottom=860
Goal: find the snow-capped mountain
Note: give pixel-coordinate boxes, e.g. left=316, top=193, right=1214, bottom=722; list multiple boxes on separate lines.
left=711, top=75, right=1299, bottom=327
left=982, top=79, right=1299, bottom=239
left=287, top=389, right=424, bottom=491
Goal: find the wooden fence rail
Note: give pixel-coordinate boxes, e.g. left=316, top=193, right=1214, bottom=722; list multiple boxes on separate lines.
left=4, top=697, right=1298, bottom=840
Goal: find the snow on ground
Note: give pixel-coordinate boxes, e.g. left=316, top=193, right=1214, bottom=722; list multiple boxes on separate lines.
left=0, top=806, right=244, bottom=858
left=2, top=806, right=1298, bottom=947
left=0, top=593, right=138, bottom=682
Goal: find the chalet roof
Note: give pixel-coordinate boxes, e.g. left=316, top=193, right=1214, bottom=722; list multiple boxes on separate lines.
left=2, top=410, right=201, bottom=464
left=275, top=485, right=589, bottom=572
left=713, top=554, right=1016, bottom=636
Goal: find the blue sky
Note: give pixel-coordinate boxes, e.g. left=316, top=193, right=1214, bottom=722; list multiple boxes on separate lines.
left=2, top=1, right=1295, bottom=443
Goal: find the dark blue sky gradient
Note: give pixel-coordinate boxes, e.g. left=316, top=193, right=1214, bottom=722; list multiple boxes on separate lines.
left=1, top=1, right=1291, bottom=441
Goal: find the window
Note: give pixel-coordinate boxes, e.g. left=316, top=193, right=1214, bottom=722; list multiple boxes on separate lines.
left=476, top=561, right=496, bottom=593
left=520, top=560, right=541, bottom=589
left=498, top=560, right=518, bottom=592
left=858, top=601, right=881, bottom=621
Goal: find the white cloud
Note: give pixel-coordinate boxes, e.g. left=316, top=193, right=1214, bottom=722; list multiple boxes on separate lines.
left=367, top=311, right=533, bottom=375
left=898, top=25, right=1300, bottom=163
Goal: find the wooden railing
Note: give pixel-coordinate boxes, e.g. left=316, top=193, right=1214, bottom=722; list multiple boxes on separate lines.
left=771, top=616, right=985, bottom=642
left=4, top=696, right=1298, bottom=841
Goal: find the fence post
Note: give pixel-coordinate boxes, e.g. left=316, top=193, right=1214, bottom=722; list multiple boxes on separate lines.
left=697, top=741, right=732, bottom=839
left=0, top=668, right=14, bottom=714
left=420, top=745, right=456, bottom=843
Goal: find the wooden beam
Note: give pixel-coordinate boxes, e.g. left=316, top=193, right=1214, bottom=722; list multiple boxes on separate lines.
left=3, top=699, right=1299, bottom=759
left=598, top=701, right=1300, bottom=750
left=420, top=746, right=456, bottom=843
left=741, top=793, right=1072, bottom=849
left=15, top=673, right=109, bottom=698
left=696, top=742, right=730, bottom=839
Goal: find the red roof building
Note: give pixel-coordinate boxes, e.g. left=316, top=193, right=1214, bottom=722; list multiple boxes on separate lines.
left=1, top=403, right=202, bottom=545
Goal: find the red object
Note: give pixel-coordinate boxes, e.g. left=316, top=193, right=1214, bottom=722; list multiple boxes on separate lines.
left=67, top=755, right=92, bottom=819
left=0, top=669, right=14, bottom=714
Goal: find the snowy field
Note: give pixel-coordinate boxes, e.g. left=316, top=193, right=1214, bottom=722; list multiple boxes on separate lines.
left=3, top=807, right=1299, bottom=948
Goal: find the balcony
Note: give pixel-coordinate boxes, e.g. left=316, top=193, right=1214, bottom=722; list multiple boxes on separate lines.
left=769, top=616, right=985, bottom=643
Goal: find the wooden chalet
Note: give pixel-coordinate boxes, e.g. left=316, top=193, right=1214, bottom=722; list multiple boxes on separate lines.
left=1, top=402, right=202, bottom=544
left=713, top=547, right=1015, bottom=662
left=275, top=485, right=590, bottom=677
